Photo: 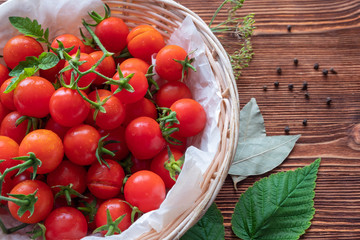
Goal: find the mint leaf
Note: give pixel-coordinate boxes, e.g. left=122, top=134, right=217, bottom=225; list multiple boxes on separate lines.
left=232, top=159, right=320, bottom=240
left=9, top=52, right=59, bottom=77
left=239, top=98, right=266, bottom=142
left=5, top=67, right=37, bottom=93
left=9, top=16, right=46, bottom=42
left=181, top=203, right=224, bottom=240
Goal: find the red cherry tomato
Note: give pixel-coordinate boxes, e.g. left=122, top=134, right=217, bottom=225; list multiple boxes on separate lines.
left=0, top=135, right=19, bottom=162
left=0, top=78, right=16, bottom=111
left=170, top=98, right=206, bottom=137
left=64, top=124, right=100, bottom=166
left=19, top=129, right=64, bottom=174
left=13, top=76, right=55, bottom=118
left=90, top=51, right=116, bottom=85
left=49, top=87, right=90, bottom=127
left=3, top=35, right=43, bottom=69
left=98, top=126, right=129, bottom=161
left=155, top=81, right=192, bottom=108
left=63, top=53, right=97, bottom=88
left=155, top=45, right=191, bottom=82
left=0, top=63, right=9, bottom=86
left=50, top=34, right=86, bottom=56
left=46, top=160, right=87, bottom=197
left=91, top=95, right=125, bottom=130
left=123, top=97, right=158, bottom=126
left=0, top=111, right=31, bottom=144
left=124, top=170, right=166, bottom=213
left=150, top=147, right=184, bottom=189
left=120, top=58, right=150, bottom=74
left=95, top=199, right=132, bottom=236
left=44, top=117, right=70, bottom=140
left=127, top=25, right=165, bottom=63
left=95, top=17, right=129, bottom=53
left=0, top=101, right=10, bottom=124
left=8, top=180, right=53, bottom=224
left=44, top=207, right=88, bottom=240
left=125, top=117, right=166, bottom=160
left=87, top=159, right=125, bottom=199
left=111, top=69, right=148, bottom=104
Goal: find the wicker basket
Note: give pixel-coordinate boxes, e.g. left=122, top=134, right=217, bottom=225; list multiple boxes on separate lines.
left=102, top=1, right=240, bottom=239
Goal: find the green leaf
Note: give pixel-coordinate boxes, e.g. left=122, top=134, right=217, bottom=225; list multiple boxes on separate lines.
left=9, top=16, right=45, bottom=39
left=232, top=159, right=320, bottom=240
left=239, top=98, right=266, bottom=142
left=229, top=135, right=301, bottom=176
left=181, top=203, right=224, bottom=240
left=37, top=52, right=59, bottom=70
left=5, top=67, right=37, bottom=93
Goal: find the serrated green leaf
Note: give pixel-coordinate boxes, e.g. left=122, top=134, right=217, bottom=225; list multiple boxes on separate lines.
left=181, top=203, right=224, bottom=240
left=9, top=57, right=39, bottom=77
left=229, top=135, right=300, bottom=176
left=239, top=98, right=266, bottom=142
left=4, top=67, right=37, bottom=93
left=232, top=159, right=320, bottom=240
left=37, top=52, right=59, bottom=70
left=9, top=16, right=44, bottom=39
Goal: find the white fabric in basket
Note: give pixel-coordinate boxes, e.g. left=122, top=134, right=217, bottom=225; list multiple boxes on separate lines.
left=0, top=0, right=222, bottom=239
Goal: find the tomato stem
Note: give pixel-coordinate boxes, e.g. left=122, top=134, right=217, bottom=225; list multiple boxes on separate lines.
left=164, top=146, right=184, bottom=181
left=0, top=219, right=28, bottom=234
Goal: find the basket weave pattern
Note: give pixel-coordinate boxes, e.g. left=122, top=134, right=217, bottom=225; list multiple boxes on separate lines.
left=102, top=1, right=240, bottom=239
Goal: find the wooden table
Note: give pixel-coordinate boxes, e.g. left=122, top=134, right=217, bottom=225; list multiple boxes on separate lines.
left=177, top=0, right=360, bottom=239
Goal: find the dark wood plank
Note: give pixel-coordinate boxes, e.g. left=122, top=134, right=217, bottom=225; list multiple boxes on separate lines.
left=177, top=0, right=360, bottom=239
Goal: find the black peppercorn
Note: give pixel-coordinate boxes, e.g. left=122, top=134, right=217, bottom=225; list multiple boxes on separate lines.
left=314, top=63, right=319, bottom=70
left=263, top=85, right=268, bottom=91
left=322, top=69, right=328, bottom=76
left=302, top=81, right=308, bottom=90
left=326, top=97, right=332, bottom=105
left=287, top=25, right=292, bottom=32
left=293, top=58, right=298, bottom=65
left=276, top=67, right=282, bottom=74
left=274, top=81, right=279, bottom=87
left=288, top=84, right=294, bottom=90
left=284, top=126, right=290, bottom=134
left=302, top=119, right=308, bottom=126
left=330, top=67, right=337, bottom=74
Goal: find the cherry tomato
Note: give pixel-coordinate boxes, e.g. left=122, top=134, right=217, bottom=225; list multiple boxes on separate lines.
left=123, top=97, right=158, bottom=126
left=91, top=95, right=125, bottom=130
left=0, top=111, right=30, bottom=144
left=127, top=25, right=165, bottom=63
left=87, top=159, right=125, bottom=199
left=111, top=69, right=148, bottom=104
left=90, top=51, right=116, bottom=85
left=98, top=126, right=129, bottom=161
left=120, top=58, right=150, bottom=74
left=0, top=63, right=10, bottom=86
left=0, top=78, right=16, bottom=111
left=85, top=89, right=112, bottom=126
left=150, top=147, right=184, bottom=189
left=8, top=180, right=53, bottom=224
left=13, top=76, right=55, bottom=118
left=155, top=45, right=191, bottom=82
left=155, top=81, right=192, bottom=108
left=64, top=124, right=100, bottom=166
left=95, top=17, right=129, bottom=53
left=45, top=117, right=70, bottom=141
left=63, top=53, right=97, bottom=88
left=125, top=117, right=166, bottom=160
left=95, top=198, right=132, bottom=235
left=3, top=35, right=43, bottom=69
left=124, top=170, right=166, bottom=212
left=19, top=129, right=64, bottom=174
left=0, top=135, right=19, bottom=162
left=170, top=98, right=206, bottom=137
left=47, top=160, right=87, bottom=197
left=49, top=87, right=90, bottom=127
left=44, top=207, right=88, bottom=240
left=51, top=34, right=86, bottom=56
left=0, top=102, right=10, bottom=128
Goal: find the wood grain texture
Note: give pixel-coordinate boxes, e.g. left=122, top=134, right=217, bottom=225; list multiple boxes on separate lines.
left=176, top=0, right=360, bottom=239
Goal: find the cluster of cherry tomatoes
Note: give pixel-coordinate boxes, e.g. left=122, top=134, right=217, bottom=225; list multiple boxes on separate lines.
left=0, top=4, right=207, bottom=239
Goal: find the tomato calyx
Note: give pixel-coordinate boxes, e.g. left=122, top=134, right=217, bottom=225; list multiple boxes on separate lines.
left=87, top=4, right=111, bottom=26
left=1, top=190, right=38, bottom=218
left=173, top=51, right=197, bottom=81
left=50, top=40, right=75, bottom=60
left=93, top=209, right=125, bottom=236
left=80, top=28, right=97, bottom=49
left=15, top=115, right=41, bottom=135
left=96, top=134, right=119, bottom=168
left=164, top=146, right=184, bottom=181
left=121, top=200, right=143, bottom=223
left=105, top=67, right=135, bottom=94
left=157, top=107, right=182, bottom=144
left=120, top=155, right=133, bottom=175
left=145, top=65, right=159, bottom=99
left=26, top=223, right=46, bottom=239
left=52, top=184, right=87, bottom=206
left=78, top=197, right=98, bottom=224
